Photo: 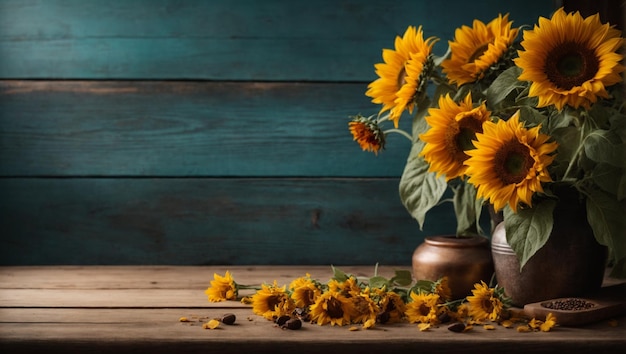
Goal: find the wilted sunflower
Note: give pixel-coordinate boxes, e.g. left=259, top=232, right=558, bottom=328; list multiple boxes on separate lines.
left=419, top=93, right=491, bottom=181
left=464, top=112, right=557, bottom=212
left=515, top=7, right=625, bottom=110
left=289, top=274, right=322, bottom=308
left=373, top=288, right=407, bottom=323
left=442, top=13, right=519, bottom=86
left=348, top=115, right=386, bottom=154
left=309, top=290, right=355, bottom=326
left=404, top=291, right=440, bottom=324
left=366, top=25, right=437, bottom=128
left=466, top=281, right=504, bottom=321
left=205, top=271, right=237, bottom=302
left=433, top=276, right=453, bottom=302
left=251, top=281, right=295, bottom=321
left=327, top=277, right=362, bottom=298
left=350, top=288, right=381, bottom=324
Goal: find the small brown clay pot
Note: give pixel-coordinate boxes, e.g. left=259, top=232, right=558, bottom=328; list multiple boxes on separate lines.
left=412, top=235, right=494, bottom=300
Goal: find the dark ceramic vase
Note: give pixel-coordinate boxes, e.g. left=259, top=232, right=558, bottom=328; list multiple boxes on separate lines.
left=412, top=235, right=494, bottom=300
left=491, top=189, right=608, bottom=307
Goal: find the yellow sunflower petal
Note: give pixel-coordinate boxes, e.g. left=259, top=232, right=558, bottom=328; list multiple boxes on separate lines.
left=419, top=92, right=491, bottom=181
left=366, top=26, right=437, bottom=127
left=515, top=7, right=625, bottom=110
left=442, top=13, right=519, bottom=86
left=464, top=112, right=557, bottom=212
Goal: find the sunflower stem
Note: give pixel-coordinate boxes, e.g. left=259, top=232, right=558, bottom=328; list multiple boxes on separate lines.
left=376, top=112, right=392, bottom=124
left=237, top=284, right=262, bottom=290
left=383, top=128, right=413, bottom=141
left=562, top=111, right=591, bottom=180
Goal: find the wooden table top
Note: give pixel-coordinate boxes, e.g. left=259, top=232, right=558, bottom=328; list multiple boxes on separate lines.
left=1, top=265, right=625, bottom=353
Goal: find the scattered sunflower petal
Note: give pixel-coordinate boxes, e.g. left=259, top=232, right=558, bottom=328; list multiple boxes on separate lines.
left=516, top=325, right=532, bottom=332
left=203, top=319, right=220, bottom=329
left=418, top=323, right=431, bottom=331
left=501, top=320, right=514, bottom=328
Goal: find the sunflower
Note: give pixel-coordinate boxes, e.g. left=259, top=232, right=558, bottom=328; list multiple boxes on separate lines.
left=433, top=276, right=452, bottom=302
left=452, top=302, right=470, bottom=322
left=442, top=13, right=519, bottom=86
left=366, top=25, right=437, bottom=128
left=466, top=281, right=504, bottom=321
left=348, top=115, right=385, bottom=154
left=404, top=291, right=441, bottom=324
left=289, top=274, right=322, bottom=308
left=327, top=277, right=362, bottom=298
left=373, top=288, right=406, bottom=323
left=309, top=290, right=355, bottom=326
left=205, top=271, right=237, bottom=302
left=419, top=93, right=491, bottom=181
left=515, top=7, right=625, bottom=110
left=464, top=112, right=558, bottom=212
left=390, top=50, right=434, bottom=122
left=350, top=287, right=381, bottom=324
left=251, top=281, right=295, bottom=321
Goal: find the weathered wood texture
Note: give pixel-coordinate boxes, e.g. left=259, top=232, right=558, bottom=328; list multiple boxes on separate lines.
left=0, top=0, right=555, bottom=80
left=0, top=266, right=624, bottom=354
left=0, top=80, right=412, bottom=177
left=0, top=178, right=464, bottom=265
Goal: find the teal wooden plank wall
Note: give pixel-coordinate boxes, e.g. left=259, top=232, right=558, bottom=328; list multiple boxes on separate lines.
left=0, top=0, right=556, bottom=265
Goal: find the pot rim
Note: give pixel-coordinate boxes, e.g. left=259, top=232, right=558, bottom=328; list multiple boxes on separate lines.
left=425, top=235, right=489, bottom=248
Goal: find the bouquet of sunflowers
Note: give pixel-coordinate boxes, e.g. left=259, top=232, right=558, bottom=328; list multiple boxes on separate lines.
left=348, top=8, right=625, bottom=276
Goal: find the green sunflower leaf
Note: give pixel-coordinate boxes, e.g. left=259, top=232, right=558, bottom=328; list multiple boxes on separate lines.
left=546, top=108, right=577, bottom=132
left=330, top=265, right=350, bottom=282
left=390, top=269, right=413, bottom=287
left=485, top=66, right=523, bottom=107
left=409, top=280, right=435, bottom=295
left=452, top=181, right=481, bottom=236
left=518, top=105, right=548, bottom=128
left=368, top=276, right=390, bottom=289
left=591, top=163, right=626, bottom=199
left=584, top=130, right=625, bottom=168
left=503, top=199, right=556, bottom=269
left=585, top=189, right=626, bottom=264
left=399, top=154, right=447, bottom=230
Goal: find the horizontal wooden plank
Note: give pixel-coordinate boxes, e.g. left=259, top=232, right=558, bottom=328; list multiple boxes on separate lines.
left=0, top=178, right=462, bottom=265
left=0, top=265, right=403, bottom=289
left=0, top=80, right=412, bottom=177
left=0, top=307, right=623, bottom=341
left=0, top=265, right=406, bottom=307
left=0, top=0, right=555, bottom=80
left=0, top=289, right=215, bottom=308
left=1, top=311, right=622, bottom=354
